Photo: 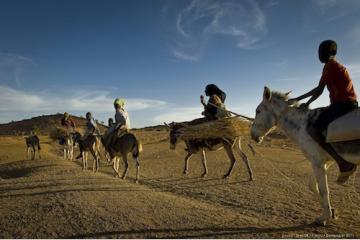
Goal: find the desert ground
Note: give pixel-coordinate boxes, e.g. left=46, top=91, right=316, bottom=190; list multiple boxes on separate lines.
left=0, top=131, right=359, bottom=238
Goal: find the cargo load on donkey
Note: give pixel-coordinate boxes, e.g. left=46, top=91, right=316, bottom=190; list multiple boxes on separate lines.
left=177, top=116, right=252, bottom=141
left=326, top=108, right=360, bottom=142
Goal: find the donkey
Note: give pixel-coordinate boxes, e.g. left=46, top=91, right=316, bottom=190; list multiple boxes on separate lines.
left=73, top=133, right=102, bottom=172
left=25, top=135, right=41, bottom=160
left=165, top=122, right=254, bottom=180
left=104, top=133, right=142, bottom=183
left=251, top=86, right=360, bottom=226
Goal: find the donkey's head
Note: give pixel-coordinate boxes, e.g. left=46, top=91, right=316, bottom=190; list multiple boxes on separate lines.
left=164, top=122, right=186, bottom=150
left=251, top=86, right=291, bottom=143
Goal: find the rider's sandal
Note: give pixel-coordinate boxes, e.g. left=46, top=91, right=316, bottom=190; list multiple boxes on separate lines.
left=337, top=166, right=357, bottom=184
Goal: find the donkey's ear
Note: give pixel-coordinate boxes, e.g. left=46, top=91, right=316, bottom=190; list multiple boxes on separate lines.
left=263, top=86, right=272, bottom=101
left=285, top=90, right=292, bottom=96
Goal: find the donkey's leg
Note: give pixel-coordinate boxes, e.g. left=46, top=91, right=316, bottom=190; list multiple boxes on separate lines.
left=312, top=163, right=333, bottom=226
left=133, top=156, right=140, bottom=184
left=106, top=152, right=112, bottom=164
left=112, top=157, right=120, bottom=177
left=27, top=147, right=30, bottom=160
left=63, top=147, right=66, bottom=160
left=95, top=150, right=100, bottom=172
left=236, top=138, right=254, bottom=181
left=183, top=152, right=192, bottom=175
left=82, top=151, right=86, bottom=170
left=201, top=150, right=208, bottom=178
left=70, top=144, right=74, bottom=161
left=38, top=145, right=41, bottom=159
left=31, top=146, right=36, bottom=160
left=121, top=154, right=129, bottom=180
left=90, top=148, right=98, bottom=173
left=223, top=143, right=237, bottom=179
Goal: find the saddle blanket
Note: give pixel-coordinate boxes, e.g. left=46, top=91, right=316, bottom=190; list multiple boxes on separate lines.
left=326, top=108, right=360, bottom=142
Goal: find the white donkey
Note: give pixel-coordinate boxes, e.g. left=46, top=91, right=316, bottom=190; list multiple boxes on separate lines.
left=251, top=86, right=360, bottom=226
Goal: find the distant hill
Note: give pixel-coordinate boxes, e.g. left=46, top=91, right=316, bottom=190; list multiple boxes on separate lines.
left=0, top=114, right=167, bottom=137
left=0, top=114, right=108, bottom=136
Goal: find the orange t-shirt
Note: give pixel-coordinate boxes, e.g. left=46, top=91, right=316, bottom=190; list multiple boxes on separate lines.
left=319, top=59, right=357, bottom=104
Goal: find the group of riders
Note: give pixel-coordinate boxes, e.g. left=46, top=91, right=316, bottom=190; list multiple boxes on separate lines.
left=60, top=98, right=130, bottom=159
left=59, top=40, right=358, bottom=185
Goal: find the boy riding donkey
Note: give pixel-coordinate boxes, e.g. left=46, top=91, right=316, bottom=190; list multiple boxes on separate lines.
left=289, top=40, right=358, bottom=184
left=103, top=98, right=130, bottom=155
left=75, top=112, right=101, bottom=159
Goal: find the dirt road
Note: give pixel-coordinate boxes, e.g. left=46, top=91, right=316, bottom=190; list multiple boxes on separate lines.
left=0, top=135, right=359, bottom=238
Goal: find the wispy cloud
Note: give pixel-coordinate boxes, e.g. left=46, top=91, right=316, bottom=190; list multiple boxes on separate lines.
left=273, top=60, right=289, bottom=69
left=172, top=49, right=200, bottom=61
left=304, top=0, right=360, bottom=31
left=0, top=53, right=36, bottom=86
left=276, top=77, right=299, bottom=82
left=265, top=1, right=279, bottom=8
left=0, top=85, right=166, bottom=115
left=348, top=24, right=360, bottom=45
left=154, top=106, right=203, bottom=123
left=166, top=0, right=267, bottom=61
left=347, top=62, right=360, bottom=80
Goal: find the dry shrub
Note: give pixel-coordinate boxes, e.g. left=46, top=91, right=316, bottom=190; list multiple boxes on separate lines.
left=49, top=128, right=69, bottom=141
left=179, top=117, right=252, bottom=140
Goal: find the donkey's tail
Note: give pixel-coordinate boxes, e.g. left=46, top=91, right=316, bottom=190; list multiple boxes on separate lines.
left=132, top=139, right=143, bottom=158
left=35, top=136, right=41, bottom=150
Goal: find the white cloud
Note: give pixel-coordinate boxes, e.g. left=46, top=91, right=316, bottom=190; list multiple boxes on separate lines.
left=153, top=104, right=253, bottom=124
left=0, top=53, right=35, bottom=86
left=0, top=85, right=166, bottom=113
left=154, top=106, right=203, bottom=123
left=172, top=49, right=199, bottom=61
left=168, top=0, right=267, bottom=61
left=348, top=25, right=360, bottom=45
left=304, top=0, right=360, bottom=31
left=347, top=63, right=360, bottom=80
left=276, top=77, right=299, bottom=82
left=273, top=60, right=289, bottom=69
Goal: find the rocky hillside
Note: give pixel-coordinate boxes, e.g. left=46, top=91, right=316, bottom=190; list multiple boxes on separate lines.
left=0, top=114, right=107, bottom=136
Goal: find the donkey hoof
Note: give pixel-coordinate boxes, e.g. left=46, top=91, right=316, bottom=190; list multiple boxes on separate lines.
left=201, top=173, right=207, bottom=178
left=223, top=174, right=230, bottom=179
left=135, top=180, right=139, bottom=184
left=331, top=208, right=338, bottom=220
left=121, top=176, right=126, bottom=180
left=314, top=218, right=327, bottom=227
left=183, top=171, right=189, bottom=175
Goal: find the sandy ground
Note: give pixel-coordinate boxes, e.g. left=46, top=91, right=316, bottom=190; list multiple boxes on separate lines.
left=0, top=134, right=359, bottom=238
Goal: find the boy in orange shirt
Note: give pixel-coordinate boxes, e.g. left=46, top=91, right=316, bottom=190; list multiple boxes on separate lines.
left=290, top=40, right=358, bottom=184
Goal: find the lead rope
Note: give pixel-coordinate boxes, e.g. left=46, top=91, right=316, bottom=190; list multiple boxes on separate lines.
left=254, top=148, right=315, bottom=195
left=255, top=145, right=360, bottom=214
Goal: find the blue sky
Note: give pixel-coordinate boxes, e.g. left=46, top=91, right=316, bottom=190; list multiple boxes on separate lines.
left=1, top=0, right=360, bottom=128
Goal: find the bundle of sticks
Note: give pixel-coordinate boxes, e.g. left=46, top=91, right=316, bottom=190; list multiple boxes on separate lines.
left=179, top=116, right=252, bottom=140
